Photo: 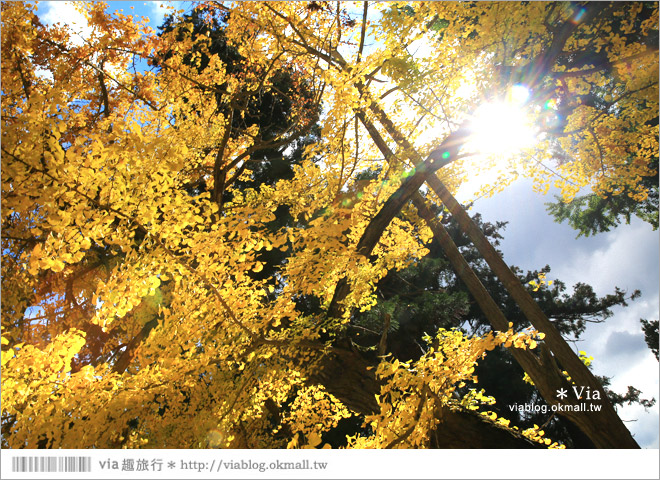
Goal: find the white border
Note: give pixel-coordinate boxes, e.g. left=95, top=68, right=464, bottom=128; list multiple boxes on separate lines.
left=1, top=449, right=659, bottom=479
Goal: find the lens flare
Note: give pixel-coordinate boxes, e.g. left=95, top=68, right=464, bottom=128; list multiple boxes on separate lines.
left=206, top=429, right=224, bottom=448
left=509, top=84, right=531, bottom=104
left=571, top=7, right=586, bottom=24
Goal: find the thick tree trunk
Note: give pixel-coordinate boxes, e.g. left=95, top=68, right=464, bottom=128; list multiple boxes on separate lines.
left=352, top=110, right=638, bottom=447
left=413, top=197, right=597, bottom=448
left=310, top=344, right=542, bottom=448
left=428, top=408, right=543, bottom=449
left=429, top=179, right=639, bottom=448
left=307, top=343, right=381, bottom=415
left=327, top=125, right=468, bottom=318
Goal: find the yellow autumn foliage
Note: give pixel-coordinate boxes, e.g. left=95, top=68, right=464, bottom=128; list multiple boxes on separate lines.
left=2, top=1, right=655, bottom=449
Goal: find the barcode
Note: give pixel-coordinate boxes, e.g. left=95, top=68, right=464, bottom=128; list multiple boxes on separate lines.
left=11, top=456, right=92, bottom=473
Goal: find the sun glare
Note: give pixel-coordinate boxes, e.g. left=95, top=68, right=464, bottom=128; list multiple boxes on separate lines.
left=466, top=85, right=538, bottom=157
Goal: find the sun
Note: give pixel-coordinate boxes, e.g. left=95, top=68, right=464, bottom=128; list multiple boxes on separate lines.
left=465, top=85, right=538, bottom=157
left=454, top=85, right=540, bottom=200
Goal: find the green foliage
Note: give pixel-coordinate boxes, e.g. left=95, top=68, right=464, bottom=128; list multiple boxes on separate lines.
left=428, top=17, right=450, bottom=32
left=357, top=210, right=650, bottom=447
left=597, top=375, right=656, bottom=410
left=546, top=184, right=659, bottom=237
left=352, top=255, right=470, bottom=360
left=640, top=318, right=659, bottom=360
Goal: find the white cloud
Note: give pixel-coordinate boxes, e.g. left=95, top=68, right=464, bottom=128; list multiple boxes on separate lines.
left=466, top=178, right=659, bottom=447
left=629, top=409, right=659, bottom=448
left=554, top=219, right=658, bottom=297
left=581, top=299, right=659, bottom=448
left=145, top=1, right=177, bottom=28
left=33, top=65, right=54, bottom=82
left=37, top=2, right=130, bottom=80
left=38, top=1, right=94, bottom=46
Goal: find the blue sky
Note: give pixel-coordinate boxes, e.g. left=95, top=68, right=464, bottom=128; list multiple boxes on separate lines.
left=33, top=1, right=659, bottom=450
left=37, top=1, right=181, bottom=33
left=462, top=180, right=660, bottom=449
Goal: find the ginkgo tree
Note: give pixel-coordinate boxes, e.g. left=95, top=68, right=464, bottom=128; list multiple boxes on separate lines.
left=2, top=1, right=657, bottom=449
